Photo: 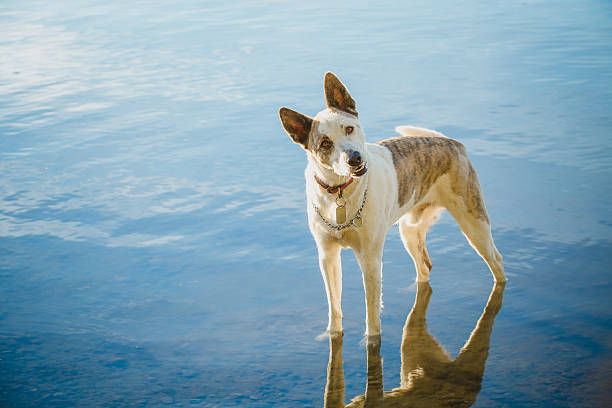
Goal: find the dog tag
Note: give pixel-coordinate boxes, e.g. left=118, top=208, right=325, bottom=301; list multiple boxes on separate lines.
left=336, top=206, right=346, bottom=224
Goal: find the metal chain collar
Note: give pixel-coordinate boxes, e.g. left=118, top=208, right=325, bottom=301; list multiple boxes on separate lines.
left=312, top=187, right=368, bottom=231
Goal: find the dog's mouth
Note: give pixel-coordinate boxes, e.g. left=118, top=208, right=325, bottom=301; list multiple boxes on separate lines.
left=351, top=162, right=368, bottom=177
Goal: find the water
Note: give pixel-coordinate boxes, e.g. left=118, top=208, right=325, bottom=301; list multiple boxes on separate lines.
left=1, top=0, right=611, bottom=406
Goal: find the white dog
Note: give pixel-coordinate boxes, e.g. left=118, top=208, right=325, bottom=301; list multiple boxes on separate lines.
left=279, top=72, right=505, bottom=336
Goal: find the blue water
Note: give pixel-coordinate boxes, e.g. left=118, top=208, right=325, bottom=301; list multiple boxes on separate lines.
left=1, top=1, right=611, bottom=406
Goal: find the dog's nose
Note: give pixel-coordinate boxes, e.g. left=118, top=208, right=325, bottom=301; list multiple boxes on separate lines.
left=347, top=151, right=362, bottom=167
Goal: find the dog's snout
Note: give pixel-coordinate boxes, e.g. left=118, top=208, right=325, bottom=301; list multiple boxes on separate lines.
left=347, top=150, right=367, bottom=177
left=347, top=151, right=362, bottom=167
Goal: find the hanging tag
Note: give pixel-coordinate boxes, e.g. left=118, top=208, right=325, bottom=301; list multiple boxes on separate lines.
left=336, top=206, right=346, bottom=224
left=336, top=195, right=347, bottom=224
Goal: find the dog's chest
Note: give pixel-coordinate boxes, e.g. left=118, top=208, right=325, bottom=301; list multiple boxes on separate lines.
left=323, top=223, right=363, bottom=248
left=308, top=191, right=369, bottom=246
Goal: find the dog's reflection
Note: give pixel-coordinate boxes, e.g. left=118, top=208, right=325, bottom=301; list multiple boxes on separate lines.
left=324, top=282, right=505, bottom=407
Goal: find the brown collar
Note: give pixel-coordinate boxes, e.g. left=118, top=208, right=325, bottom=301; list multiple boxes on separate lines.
left=314, top=174, right=354, bottom=194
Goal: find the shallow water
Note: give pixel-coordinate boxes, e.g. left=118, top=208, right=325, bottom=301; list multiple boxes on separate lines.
left=1, top=1, right=611, bottom=406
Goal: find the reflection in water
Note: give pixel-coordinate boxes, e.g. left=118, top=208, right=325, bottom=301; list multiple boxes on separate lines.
left=325, top=334, right=345, bottom=408
left=325, top=282, right=505, bottom=407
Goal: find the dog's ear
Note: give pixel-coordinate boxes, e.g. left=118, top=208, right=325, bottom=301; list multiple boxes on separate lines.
left=324, top=72, right=358, bottom=117
left=279, top=107, right=313, bottom=149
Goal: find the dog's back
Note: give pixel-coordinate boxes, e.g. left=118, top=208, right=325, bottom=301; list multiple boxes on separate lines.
left=376, top=128, right=486, bottom=220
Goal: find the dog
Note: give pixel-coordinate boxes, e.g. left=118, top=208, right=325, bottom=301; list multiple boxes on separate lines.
left=279, top=72, right=505, bottom=336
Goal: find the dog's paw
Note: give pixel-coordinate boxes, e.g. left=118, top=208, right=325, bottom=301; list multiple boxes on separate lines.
left=315, top=331, right=330, bottom=341
left=359, top=333, right=382, bottom=347
left=316, top=329, right=343, bottom=341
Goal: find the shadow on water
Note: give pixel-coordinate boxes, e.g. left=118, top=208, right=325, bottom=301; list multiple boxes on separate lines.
left=325, top=282, right=505, bottom=408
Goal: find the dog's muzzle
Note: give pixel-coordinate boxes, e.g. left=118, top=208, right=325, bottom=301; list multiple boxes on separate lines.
left=348, top=151, right=368, bottom=177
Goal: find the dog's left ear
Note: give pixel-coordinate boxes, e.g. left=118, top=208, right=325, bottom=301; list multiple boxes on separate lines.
left=324, top=72, right=358, bottom=117
left=279, top=107, right=313, bottom=150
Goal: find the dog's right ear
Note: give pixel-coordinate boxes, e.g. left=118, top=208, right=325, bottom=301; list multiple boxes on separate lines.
left=279, top=107, right=313, bottom=150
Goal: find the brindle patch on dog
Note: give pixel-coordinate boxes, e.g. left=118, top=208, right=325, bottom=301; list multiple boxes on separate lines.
left=377, top=136, right=489, bottom=222
left=452, top=161, right=490, bottom=223
left=377, top=136, right=456, bottom=205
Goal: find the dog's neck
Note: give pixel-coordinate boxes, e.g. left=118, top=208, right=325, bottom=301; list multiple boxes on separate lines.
left=309, top=162, right=350, bottom=189
left=314, top=173, right=354, bottom=194
left=307, top=161, right=365, bottom=203
left=307, top=161, right=357, bottom=194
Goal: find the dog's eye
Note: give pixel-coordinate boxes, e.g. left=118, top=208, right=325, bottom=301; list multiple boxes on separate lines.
left=320, top=140, right=333, bottom=150
left=345, top=126, right=354, bottom=135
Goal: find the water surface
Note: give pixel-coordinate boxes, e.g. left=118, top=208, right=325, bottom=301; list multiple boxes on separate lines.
left=1, top=1, right=611, bottom=406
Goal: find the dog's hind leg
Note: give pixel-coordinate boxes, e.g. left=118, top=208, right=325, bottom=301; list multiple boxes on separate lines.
left=399, top=207, right=441, bottom=282
left=445, top=199, right=506, bottom=282
left=399, top=220, right=430, bottom=282
left=318, top=241, right=344, bottom=334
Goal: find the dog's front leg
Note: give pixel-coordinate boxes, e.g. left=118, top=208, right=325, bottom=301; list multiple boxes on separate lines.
left=318, top=241, right=343, bottom=334
left=354, top=241, right=384, bottom=336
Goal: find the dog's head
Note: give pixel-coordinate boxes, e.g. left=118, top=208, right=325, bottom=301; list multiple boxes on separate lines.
left=279, top=72, right=367, bottom=178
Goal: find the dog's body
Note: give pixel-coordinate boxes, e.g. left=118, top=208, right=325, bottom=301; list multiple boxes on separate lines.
left=280, top=72, right=505, bottom=336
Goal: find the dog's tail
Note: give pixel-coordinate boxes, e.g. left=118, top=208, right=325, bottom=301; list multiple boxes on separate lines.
left=394, top=125, right=447, bottom=138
